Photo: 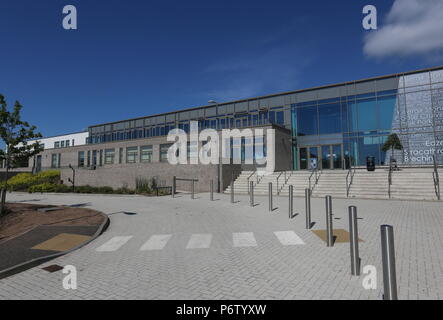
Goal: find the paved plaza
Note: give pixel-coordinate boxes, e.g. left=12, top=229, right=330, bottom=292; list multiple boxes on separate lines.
left=0, top=191, right=442, bottom=300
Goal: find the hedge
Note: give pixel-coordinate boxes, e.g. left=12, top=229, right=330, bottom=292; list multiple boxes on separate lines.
left=6, top=170, right=61, bottom=191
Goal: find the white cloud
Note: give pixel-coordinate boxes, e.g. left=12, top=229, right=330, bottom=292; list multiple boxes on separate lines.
left=363, top=0, right=443, bottom=58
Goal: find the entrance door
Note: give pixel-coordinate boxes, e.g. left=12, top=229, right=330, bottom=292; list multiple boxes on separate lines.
left=332, top=144, right=342, bottom=169
left=299, top=144, right=343, bottom=170
left=321, top=145, right=331, bottom=169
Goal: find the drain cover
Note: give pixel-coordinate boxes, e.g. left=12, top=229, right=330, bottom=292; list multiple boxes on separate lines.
left=42, top=264, right=64, bottom=273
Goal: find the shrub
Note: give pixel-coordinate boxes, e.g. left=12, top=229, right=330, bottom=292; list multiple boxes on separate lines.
left=29, top=182, right=58, bottom=193
left=114, top=186, right=136, bottom=194
left=135, top=177, right=151, bottom=194
left=7, top=170, right=61, bottom=191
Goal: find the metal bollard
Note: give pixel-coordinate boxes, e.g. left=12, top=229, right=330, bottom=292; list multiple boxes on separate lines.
left=210, top=179, right=214, bottom=201
left=250, top=181, right=254, bottom=207
left=305, top=188, right=311, bottom=229
left=191, top=180, right=194, bottom=199
left=268, top=182, right=273, bottom=212
left=349, top=206, right=360, bottom=276
left=230, top=179, right=234, bottom=203
left=172, top=176, right=176, bottom=198
left=325, top=195, right=333, bottom=247
left=381, top=225, right=398, bottom=300
left=289, top=185, right=293, bottom=219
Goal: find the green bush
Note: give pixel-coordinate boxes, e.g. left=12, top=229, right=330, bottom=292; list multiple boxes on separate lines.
left=28, top=182, right=70, bottom=193
left=7, top=170, right=60, bottom=191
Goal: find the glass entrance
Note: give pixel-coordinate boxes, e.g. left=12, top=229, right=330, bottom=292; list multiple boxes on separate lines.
left=299, top=144, right=343, bottom=170
left=332, top=144, right=342, bottom=169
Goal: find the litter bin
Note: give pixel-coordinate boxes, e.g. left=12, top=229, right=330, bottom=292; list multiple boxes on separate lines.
left=366, top=156, right=375, bottom=172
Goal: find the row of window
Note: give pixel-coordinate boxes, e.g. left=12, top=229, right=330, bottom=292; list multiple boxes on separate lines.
left=77, top=136, right=268, bottom=167
left=77, top=144, right=170, bottom=167
left=54, top=139, right=75, bottom=149
left=88, top=110, right=285, bottom=144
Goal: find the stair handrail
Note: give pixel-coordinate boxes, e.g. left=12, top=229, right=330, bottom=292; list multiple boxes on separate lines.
left=346, top=159, right=356, bottom=197
left=247, top=171, right=256, bottom=194
left=388, top=159, right=393, bottom=199
left=433, top=155, right=441, bottom=200
left=276, top=171, right=284, bottom=195
left=308, top=167, right=320, bottom=192
left=285, top=171, right=292, bottom=184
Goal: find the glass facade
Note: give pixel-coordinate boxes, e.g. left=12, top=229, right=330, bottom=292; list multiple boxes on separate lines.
left=292, top=69, right=443, bottom=168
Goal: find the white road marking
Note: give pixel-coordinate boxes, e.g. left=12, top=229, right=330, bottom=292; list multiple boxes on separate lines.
left=274, top=231, right=305, bottom=245
left=186, top=234, right=212, bottom=249
left=233, top=232, right=257, bottom=247
left=140, top=234, right=172, bottom=251
left=95, top=236, right=133, bottom=252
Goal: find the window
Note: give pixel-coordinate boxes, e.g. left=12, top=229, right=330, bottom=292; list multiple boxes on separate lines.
left=54, top=141, right=60, bottom=149
left=51, top=154, right=59, bottom=168
left=99, top=150, right=103, bottom=166
left=78, top=151, right=85, bottom=167
left=297, top=106, right=318, bottom=136
left=187, top=141, right=198, bottom=161
left=160, top=144, right=172, bottom=162
left=72, top=139, right=75, bottom=146
left=87, top=150, right=91, bottom=166
left=318, top=103, right=341, bottom=134
left=126, top=146, right=138, bottom=163
left=104, top=149, right=115, bottom=164
left=119, top=148, right=123, bottom=164
left=276, top=111, right=284, bottom=125
left=140, top=145, right=153, bottom=163
left=92, top=150, right=97, bottom=166
left=61, top=141, right=65, bottom=148
left=357, top=98, right=377, bottom=132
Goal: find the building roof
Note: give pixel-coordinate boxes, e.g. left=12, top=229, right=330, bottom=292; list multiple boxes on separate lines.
left=88, top=65, right=443, bottom=129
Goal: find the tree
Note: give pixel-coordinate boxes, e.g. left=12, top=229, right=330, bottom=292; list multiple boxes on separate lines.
left=0, top=94, right=43, bottom=214
left=382, top=133, right=403, bottom=161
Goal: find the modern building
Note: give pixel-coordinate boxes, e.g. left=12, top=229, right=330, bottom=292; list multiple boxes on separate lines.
left=3, top=66, right=443, bottom=192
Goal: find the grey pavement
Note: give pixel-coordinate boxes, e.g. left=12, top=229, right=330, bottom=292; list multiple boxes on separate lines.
left=0, top=191, right=442, bottom=300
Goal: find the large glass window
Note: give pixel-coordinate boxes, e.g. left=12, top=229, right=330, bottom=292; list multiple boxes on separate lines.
left=51, top=154, right=58, bottom=168
left=276, top=111, right=284, bottom=126
left=78, top=151, right=85, bottom=167
left=357, top=98, right=377, bottom=132
left=297, top=106, right=318, bottom=136
left=160, top=143, right=172, bottom=162
left=140, top=145, right=153, bottom=163
left=318, top=103, right=341, bottom=134
left=104, top=149, right=115, bottom=164
left=377, top=95, right=396, bottom=130
left=126, top=147, right=138, bottom=163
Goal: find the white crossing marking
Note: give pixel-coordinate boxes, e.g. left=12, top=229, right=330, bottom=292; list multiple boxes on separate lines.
left=274, top=231, right=305, bottom=245
left=95, top=236, right=133, bottom=252
left=233, top=232, right=257, bottom=247
left=186, top=234, right=212, bottom=249
left=140, top=234, right=172, bottom=251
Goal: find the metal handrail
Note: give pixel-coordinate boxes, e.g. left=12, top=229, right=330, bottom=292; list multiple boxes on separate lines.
left=247, top=171, right=256, bottom=194
left=433, top=155, right=440, bottom=200
left=388, top=160, right=393, bottom=199
left=308, top=168, right=320, bottom=192
left=285, top=171, right=291, bottom=184
left=276, top=171, right=284, bottom=195
left=346, top=160, right=356, bottom=197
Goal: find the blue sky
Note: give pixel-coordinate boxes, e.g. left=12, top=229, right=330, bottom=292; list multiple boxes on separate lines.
left=1, top=0, right=443, bottom=143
